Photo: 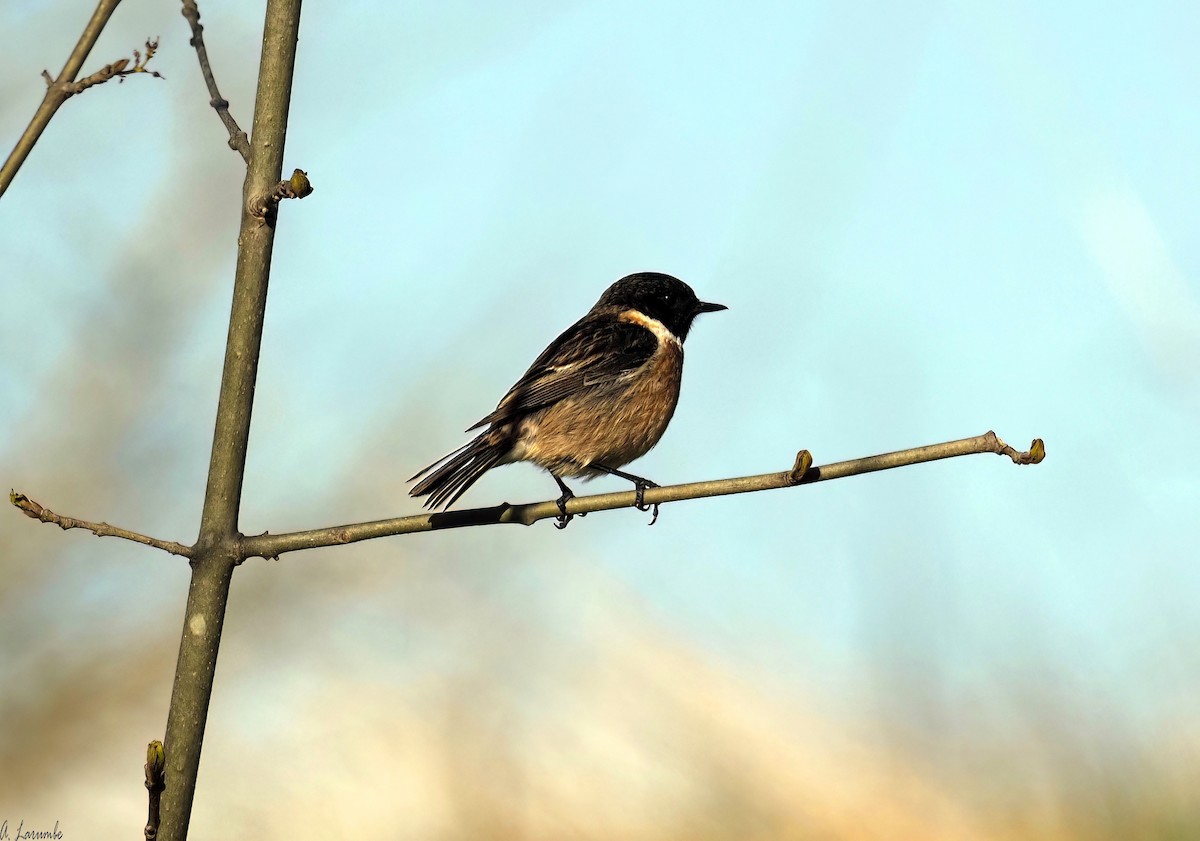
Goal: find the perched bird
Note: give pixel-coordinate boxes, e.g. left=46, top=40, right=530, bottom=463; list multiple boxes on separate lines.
left=410, top=272, right=726, bottom=527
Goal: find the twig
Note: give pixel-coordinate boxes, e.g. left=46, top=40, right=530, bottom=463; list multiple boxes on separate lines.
left=9, top=491, right=193, bottom=558
left=1, top=0, right=122, bottom=197
left=240, top=430, right=1046, bottom=560
left=180, top=0, right=250, bottom=162
left=50, top=38, right=164, bottom=96
left=144, top=740, right=166, bottom=841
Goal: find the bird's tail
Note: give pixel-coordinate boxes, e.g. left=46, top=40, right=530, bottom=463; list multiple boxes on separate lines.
left=409, top=432, right=506, bottom=510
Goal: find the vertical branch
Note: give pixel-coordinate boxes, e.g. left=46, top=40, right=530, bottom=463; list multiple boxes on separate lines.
left=158, top=2, right=304, bottom=840
left=0, top=0, right=122, bottom=196
left=195, top=0, right=301, bottom=545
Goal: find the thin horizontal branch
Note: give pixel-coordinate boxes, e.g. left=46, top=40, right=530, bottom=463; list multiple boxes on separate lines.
left=9, top=490, right=193, bottom=558
left=241, top=430, right=1045, bottom=560
left=7, top=431, right=1044, bottom=562
left=180, top=0, right=251, bottom=162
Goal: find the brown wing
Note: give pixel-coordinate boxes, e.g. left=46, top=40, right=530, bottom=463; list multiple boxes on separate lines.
left=467, top=315, right=658, bottom=431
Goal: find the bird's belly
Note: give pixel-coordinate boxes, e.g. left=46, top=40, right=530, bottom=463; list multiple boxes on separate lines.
left=516, top=346, right=683, bottom=476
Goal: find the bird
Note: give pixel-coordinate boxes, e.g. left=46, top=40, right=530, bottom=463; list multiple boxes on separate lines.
left=409, top=272, right=726, bottom=528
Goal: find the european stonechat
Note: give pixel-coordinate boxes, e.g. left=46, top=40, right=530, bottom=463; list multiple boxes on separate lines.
left=410, top=272, right=726, bottom=527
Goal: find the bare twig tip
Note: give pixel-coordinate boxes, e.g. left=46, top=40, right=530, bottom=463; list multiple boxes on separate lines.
left=11, top=490, right=42, bottom=519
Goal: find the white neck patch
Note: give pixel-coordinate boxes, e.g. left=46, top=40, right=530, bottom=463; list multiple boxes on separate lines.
left=620, top=309, right=682, bottom=348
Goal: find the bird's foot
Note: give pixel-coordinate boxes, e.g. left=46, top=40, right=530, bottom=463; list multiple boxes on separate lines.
left=634, top=479, right=661, bottom=526
left=554, top=491, right=574, bottom=529
left=553, top=476, right=582, bottom=530
left=591, top=463, right=663, bottom=526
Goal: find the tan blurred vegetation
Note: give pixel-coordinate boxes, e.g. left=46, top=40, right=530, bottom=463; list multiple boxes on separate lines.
left=2, top=179, right=1196, bottom=835
left=2, top=5, right=1197, bottom=841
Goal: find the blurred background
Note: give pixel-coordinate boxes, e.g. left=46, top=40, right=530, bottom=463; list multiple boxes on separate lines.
left=2, top=0, right=1198, bottom=838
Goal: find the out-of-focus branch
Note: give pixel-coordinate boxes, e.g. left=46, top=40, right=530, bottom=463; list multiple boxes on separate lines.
left=43, top=37, right=164, bottom=95
left=1, top=0, right=155, bottom=197
left=180, top=0, right=250, bottom=162
left=9, top=491, right=193, bottom=558
left=241, top=431, right=1046, bottom=559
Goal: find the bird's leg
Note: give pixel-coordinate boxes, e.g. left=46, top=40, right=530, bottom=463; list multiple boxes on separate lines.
left=591, top=464, right=661, bottom=526
left=552, top=474, right=577, bottom=530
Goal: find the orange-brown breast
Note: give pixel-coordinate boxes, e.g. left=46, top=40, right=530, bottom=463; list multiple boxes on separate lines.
left=515, top=335, right=684, bottom=477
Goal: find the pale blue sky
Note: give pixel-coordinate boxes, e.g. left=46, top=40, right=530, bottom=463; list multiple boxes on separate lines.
left=2, top=0, right=1198, bottom=832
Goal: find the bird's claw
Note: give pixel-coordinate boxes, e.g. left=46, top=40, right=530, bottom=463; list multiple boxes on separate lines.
left=634, top=480, right=661, bottom=526
left=555, top=495, right=573, bottom=529
left=554, top=489, right=585, bottom=529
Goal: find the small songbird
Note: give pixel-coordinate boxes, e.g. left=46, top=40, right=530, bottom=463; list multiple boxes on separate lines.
left=410, top=272, right=726, bottom=527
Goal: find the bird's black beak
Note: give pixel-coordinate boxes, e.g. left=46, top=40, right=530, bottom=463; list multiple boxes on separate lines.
left=695, top=300, right=728, bottom=314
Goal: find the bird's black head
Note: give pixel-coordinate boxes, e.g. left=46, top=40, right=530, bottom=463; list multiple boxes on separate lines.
left=594, top=272, right=727, bottom=341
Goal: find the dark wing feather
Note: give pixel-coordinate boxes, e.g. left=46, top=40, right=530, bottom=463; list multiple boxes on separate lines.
left=467, top=315, right=657, bottom=431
